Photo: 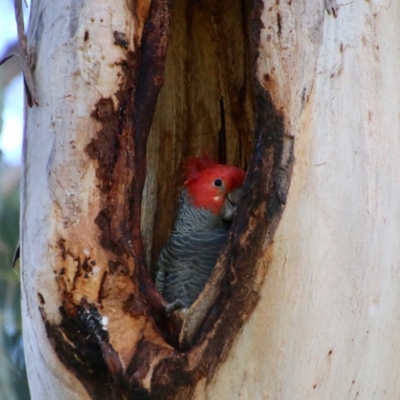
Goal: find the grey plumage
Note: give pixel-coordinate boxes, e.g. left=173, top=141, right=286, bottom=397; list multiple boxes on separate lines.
left=155, top=189, right=230, bottom=308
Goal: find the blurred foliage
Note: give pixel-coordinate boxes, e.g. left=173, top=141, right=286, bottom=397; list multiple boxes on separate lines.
left=0, top=162, right=30, bottom=400
left=0, top=1, right=31, bottom=398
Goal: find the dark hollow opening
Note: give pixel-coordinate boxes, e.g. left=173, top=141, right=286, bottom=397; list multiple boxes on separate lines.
left=141, top=0, right=256, bottom=276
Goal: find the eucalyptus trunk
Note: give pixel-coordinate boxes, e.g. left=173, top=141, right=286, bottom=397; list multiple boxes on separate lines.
left=21, top=0, right=400, bottom=399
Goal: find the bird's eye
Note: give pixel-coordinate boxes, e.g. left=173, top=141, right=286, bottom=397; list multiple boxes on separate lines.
left=214, top=178, right=223, bottom=187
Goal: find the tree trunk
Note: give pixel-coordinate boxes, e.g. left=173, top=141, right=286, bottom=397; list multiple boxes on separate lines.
left=196, top=1, right=400, bottom=399
left=21, top=0, right=400, bottom=399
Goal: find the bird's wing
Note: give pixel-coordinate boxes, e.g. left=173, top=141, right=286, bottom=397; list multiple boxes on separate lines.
left=156, top=229, right=228, bottom=307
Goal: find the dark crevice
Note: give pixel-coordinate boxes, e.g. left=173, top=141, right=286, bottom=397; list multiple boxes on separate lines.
left=218, top=97, right=227, bottom=164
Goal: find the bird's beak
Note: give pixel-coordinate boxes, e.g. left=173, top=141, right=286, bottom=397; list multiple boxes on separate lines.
left=220, top=188, right=242, bottom=221
left=227, top=188, right=241, bottom=206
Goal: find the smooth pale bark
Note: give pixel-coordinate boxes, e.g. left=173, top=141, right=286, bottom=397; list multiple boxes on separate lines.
left=195, top=1, right=400, bottom=399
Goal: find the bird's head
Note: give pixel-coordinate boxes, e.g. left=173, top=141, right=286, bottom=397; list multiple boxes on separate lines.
left=183, top=156, right=245, bottom=220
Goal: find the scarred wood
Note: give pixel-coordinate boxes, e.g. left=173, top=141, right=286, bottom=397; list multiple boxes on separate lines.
left=22, top=0, right=173, bottom=398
